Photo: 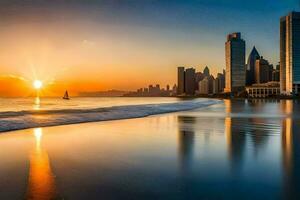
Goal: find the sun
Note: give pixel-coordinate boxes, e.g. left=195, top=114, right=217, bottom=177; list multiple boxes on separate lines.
left=33, top=80, right=43, bottom=90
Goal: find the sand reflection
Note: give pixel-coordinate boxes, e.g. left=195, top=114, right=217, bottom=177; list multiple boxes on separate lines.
left=26, top=128, right=57, bottom=200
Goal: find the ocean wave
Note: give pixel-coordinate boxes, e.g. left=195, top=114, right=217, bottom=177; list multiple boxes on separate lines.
left=0, top=99, right=220, bottom=132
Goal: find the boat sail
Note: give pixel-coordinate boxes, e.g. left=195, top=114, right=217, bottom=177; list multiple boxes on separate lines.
left=63, top=90, right=70, bottom=100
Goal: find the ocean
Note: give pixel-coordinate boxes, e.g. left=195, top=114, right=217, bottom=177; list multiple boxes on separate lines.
left=0, top=98, right=300, bottom=199
left=0, top=97, right=220, bottom=132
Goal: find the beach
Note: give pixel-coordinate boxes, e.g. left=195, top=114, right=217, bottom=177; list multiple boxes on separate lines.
left=0, top=98, right=299, bottom=199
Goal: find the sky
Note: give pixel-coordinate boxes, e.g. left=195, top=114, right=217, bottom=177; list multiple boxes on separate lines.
left=0, top=0, right=299, bottom=96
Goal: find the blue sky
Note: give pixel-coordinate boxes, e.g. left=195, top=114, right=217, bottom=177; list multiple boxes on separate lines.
left=1, top=0, right=299, bottom=66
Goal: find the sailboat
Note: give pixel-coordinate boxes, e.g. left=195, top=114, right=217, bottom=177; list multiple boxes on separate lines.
left=63, top=90, right=70, bottom=100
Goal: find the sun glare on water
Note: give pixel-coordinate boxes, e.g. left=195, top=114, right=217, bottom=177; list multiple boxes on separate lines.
left=33, top=80, right=43, bottom=90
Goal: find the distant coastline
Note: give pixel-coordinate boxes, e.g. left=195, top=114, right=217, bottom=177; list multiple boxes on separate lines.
left=78, top=90, right=129, bottom=97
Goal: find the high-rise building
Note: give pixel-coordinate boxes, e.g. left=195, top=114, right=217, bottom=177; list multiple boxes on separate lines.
left=203, top=66, right=210, bottom=77
left=217, top=72, right=225, bottom=92
left=195, top=72, right=204, bottom=91
left=195, top=72, right=204, bottom=82
left=172, top=84, right=177, bottom=95
left=269, top=65, right=274, bottom=82
left=177, top=67, right=185, bottom=95
left=185, top=68, right=196, bottom=95
left=208, top=75, right=214, bottom=94
left=198, top=77, right=209, bottom=94
left=272, top=70, right=280, bottom=82
left=280, top=12, right=300, bottom=95
left=155, top=84, right=160, bottom=94
left=213, top=77, right=220, bottom=94
left=225, top=32, right=246, bottom=93
left=246, top=46, right=260, bottom=85
left=255, top=57, right=271, bottom=84
left=149, top=85, right=154, bottom=94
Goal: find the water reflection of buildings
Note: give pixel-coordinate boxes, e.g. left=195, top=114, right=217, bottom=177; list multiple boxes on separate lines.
left=26, top=128, right=57, bottom=200
left=177, top=116, right=195, bottom=172
left=225, top=99, right=300, bottom=198
left=225, top=99, right=272, bottom=171
left=224, top=100, right=246, bottom=172
left=281, top=100, right=300, bottom=199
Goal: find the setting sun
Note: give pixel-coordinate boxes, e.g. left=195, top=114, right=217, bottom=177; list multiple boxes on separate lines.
left=33, top=80, right=43, bottom=90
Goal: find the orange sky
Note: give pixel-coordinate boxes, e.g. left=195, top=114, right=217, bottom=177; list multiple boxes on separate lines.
left=0, top=21, right=224, bottom=97
left=0, top=2, right=231, bottom=97
left=0, top=0, right=292, bottom=96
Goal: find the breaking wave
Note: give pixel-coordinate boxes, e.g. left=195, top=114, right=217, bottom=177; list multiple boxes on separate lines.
left=0, top=99, right=220, bottom=132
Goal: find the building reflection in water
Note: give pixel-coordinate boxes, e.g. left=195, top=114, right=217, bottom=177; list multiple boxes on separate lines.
left=177, top=116, right=195, bottom=172
left=26, top=128, right=57, bottom=200
left=224, top=100, right=246, bottom=173
left=248, top=118, right=269, bottom=156
left=225, top=99, right=276, bottom=171
left=281, top=100, right=300, bottom=199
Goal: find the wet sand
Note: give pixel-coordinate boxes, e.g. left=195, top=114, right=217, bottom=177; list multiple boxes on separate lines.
left=0, top=99, right=300, bottom=199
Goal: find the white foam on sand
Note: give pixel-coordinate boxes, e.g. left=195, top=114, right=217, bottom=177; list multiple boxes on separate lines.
left=0, top=99, right=221, bottom=132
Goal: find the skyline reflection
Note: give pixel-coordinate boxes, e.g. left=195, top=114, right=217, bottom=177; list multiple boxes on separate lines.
left=281, top=100, right=300, bottom=199
left=224, top=100, right=246, bottom=173
left=1, top=99, right=300, bottom=199
left=177, top=116, right=195, bottom=173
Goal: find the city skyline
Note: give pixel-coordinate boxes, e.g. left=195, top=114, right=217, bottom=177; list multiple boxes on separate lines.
left=0, top=0, right=299, bottom=96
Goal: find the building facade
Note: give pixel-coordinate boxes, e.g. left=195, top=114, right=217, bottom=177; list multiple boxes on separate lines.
left=246, top=82, right=280, bottom=98
left=198, top=77, right=209, bottom=94
left=213, top=77, right=220, bottom=94
left=203, top=66, right=210, bottom=77
left=225, top=32, right=246, bottom=93
left=255, top=57, right=271, bottom=84
left=272, top=70, right=280, bottom=82
left=177, top=67, right=197, bottom=95
left=280, top=12, right=300, bottom=95
left=177, top=67, right=185, bottom=95
left=217, top=72, right=225, bottom=92
left=185, top=68, right=196, bottom=95
left=246, top=46, right=260, bottom=86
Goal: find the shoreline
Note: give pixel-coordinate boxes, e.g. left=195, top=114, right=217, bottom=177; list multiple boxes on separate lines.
left=122, top=95, right=300, bottom=100
left=0, top=99, right=220, bottom=133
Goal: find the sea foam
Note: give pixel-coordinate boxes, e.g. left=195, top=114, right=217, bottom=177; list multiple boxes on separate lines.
left=0, top=99, right=220, bottom=132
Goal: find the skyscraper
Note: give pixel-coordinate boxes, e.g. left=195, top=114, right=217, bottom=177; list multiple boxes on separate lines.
left=195, top=72, right=204, bottom=91
left=280, top=12, right=300, bottom=95
left=272, top=70, right=280, bottom=82
left=217, top=72, right=225, bottom=92
left=185, top=68, right=196, bottom=95
left=255, top=57, right=271, bottom=84
left=198, top=77, right=209, bottom=94
left=225, top=32, right=246, bottom=93
left=246, top=46, right=260, bottom=85
left=177, top=67, right=185, bottom=95
left=213, top=77, right=220, bottom=94
left=203, top=66, right=210, bottom=77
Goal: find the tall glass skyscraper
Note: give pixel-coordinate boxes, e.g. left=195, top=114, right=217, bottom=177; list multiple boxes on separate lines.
left=177, top=67, right=185, bottom=95
left=280, top=12, right=300, bottom=95
left=225, top=32, right=246, bottom=93
left=246, top=46, right=260, bottom=86
left=185, top=68, right=196, bottom=95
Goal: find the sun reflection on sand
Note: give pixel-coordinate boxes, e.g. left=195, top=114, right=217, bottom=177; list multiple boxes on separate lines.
left=26, top=128, right=57, bottom=200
